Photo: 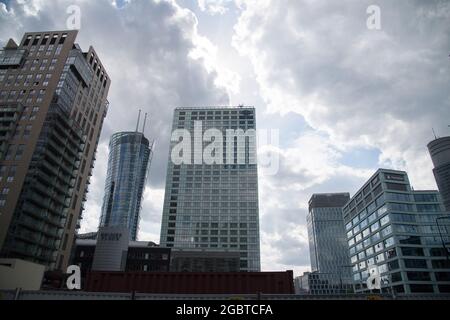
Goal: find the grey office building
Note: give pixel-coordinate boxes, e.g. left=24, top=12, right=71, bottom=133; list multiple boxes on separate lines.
left=98, top=131, right=152, bottom=241
left=428, top=136, right=450, bottom=211
left=307, top=193, right=352, bottom=285
left=160, top=107, right=260, bottom=272
left=343, top=169, right=450, bottom=294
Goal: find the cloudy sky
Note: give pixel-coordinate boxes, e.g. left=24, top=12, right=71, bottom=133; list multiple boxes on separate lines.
left=1, top=0, right=449, bottom=276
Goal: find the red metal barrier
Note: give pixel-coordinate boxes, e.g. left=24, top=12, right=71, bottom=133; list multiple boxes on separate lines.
left=85, top=271, right=294, bottom=294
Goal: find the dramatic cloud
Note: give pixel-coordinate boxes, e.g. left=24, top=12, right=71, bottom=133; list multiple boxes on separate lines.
left=228, top=0, right=450, bottom=274
left=0, top=0, right=230, bottom=241
left=233, top=0, right=450, bottom=189
left=2, top=0, right=448, bottom=276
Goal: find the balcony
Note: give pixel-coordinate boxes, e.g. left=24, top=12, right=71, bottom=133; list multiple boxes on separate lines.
left=10, top=242, right=37, bottom=258
left=21, top=203, right=65, bottom=229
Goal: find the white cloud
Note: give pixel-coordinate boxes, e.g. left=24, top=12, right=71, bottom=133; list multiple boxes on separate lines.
left=197, top=0, right=233, bottom=15
left=233, top=0, right=450, bottom=191
left=0, top=0, right=230, bottom=238
left=2, top=0, right=448, bottom=276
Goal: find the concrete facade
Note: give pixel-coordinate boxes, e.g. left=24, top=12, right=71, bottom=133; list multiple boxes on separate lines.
left=0, top=258, right=45, bottom=290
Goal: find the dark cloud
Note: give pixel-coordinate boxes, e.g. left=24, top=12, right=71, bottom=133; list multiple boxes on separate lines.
left=0, top=0, right=229, bottom=238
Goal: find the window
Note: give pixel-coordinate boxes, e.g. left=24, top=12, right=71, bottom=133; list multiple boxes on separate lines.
left=401, top=247, right=424, bottom=257
left=409, top=284, right=434, bottom=293
left=388, top=260, right=400, bottom=271
left=380, top=214, right=390, bottom=226
left=398, top=235, right=421, bottom=245
left=384, top=237, right=395, bottom=248
left=414, top=194, right=438, bottom=202
left=370, top=221, right=380, bottom=232
left=389, top=203, right=414, bottom=212
left=62, top=233, right=68, bottom=250
left=375, top=242, right=384, bottom=252
left=416, top=204, right=440, bottom=212
left=381, top=225, right=392, bottom=237
left=391, top=213, right=416, bottom=223
left=362, top=228, right=370, bottom=238
left=5, top=145, right=14, bottom=160
left=430, top=248, right=448, bottom=257
left=376, top=253, right=385, bottom=263
left=431, top=260, right=450, bottom=269
left=435, top=272, right=450, bottom=281
left=385, top=192, right=410, bottom=202
left=407, top=272, right=430, bottom=281
left=404, top=259, right=427, bottom=269
left=15, top=145, right=25, bottom=160
left=7, top=166, right=16, bottom=182
left=391, top=272, right=402, bottom=283
left=386, top=248, right=397, bottom=259
left=386, top=183, right=407, bottom=191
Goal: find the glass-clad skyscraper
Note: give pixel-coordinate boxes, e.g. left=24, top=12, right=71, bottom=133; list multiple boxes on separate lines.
left=307, top=193, right=352, bottom=284
left=99, top=132, right=152, bottom=241
left=160, top=107, right=260, bottom=272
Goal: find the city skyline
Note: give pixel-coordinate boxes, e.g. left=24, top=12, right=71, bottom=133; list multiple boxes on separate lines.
left=1, top=0, right=450, bottom=277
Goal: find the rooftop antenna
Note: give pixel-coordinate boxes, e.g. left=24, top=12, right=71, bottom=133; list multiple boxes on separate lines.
left=142, top=113, right=148, bottom=134
left=432, top=128, right=437, bottom=140
left=135, top=109, right=142, bottom=132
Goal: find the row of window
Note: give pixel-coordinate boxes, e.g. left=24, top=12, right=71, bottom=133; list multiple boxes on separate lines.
left=166, top=236, right=258, bottom=244
left=178, top=110, right=253, bottom=116
left=23, top=33, right=108, bottom=85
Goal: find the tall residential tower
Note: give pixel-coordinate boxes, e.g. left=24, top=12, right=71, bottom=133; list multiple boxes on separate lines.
left=0, top=31, right=110, bottom=270
left=160, top=107, right=260, bottom=272
left=98, top=130, right=152, bottom=241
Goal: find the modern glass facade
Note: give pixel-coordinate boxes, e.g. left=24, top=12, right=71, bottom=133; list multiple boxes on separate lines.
left=160, top=107, right=260, bottom=272
left=295, top=272, right=354, bottom=295
left=343, top=169, right=450, bottom=294
left=99, top=132, right=152, bottom=241
left=307, top=193, right=352, bottom=284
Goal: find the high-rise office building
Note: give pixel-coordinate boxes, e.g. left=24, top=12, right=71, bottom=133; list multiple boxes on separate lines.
left=307, top=193, right=352, bottom=285
left=428, top=136, right=450, bottom=211
left=98, top=131, right=152, bottom=241
left=160, top=107, right=260, bottom=272
left=343, top=169, right=450, bottom=294
left=0, top=31, right=111, bottom=270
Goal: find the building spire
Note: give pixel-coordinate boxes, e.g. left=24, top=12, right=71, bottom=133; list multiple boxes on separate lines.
left=432, top=128, right=437, bottom=140
left=142, top=113, right=148, bottom=134
left=135, top=109, right=141, bottom=132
